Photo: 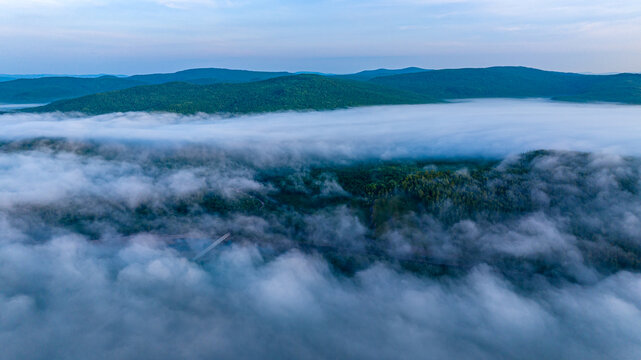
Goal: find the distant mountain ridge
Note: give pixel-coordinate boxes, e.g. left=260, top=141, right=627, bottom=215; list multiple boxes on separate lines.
left=0, top=67, right=432, bottom=104
left=333, top=67, right=429, bottom=81
left=0, top=69, right=293, bottom=103
left=0, top=76, right=145, bottom=103
left=0, top=67, right=438, bottom=104
left=3, top=66, right=641, bottom=114
left=0, top=74, right=118, bottom=83
left=369, top=66, right=641, bottom=104
left=128, top=68, right=292, bottom=85
left=369, top=66, right=588, bottom=98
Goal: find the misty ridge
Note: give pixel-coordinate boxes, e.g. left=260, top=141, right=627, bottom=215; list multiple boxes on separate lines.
left=2, top=100, right=641, bottom=359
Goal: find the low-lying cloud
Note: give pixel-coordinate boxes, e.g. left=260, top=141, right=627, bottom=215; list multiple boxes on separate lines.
left=0, top=99, right=640, bottom=161
left=2, top=238, right=641, bottom=360
left=1, top=100, right=641, bottom=359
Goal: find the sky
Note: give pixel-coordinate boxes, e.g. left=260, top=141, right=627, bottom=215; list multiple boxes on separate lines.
left=1, top=0, right=641, bottom=74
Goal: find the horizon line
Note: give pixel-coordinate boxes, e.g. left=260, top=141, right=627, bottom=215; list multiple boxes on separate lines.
left=0, top=65, right=636, bottom=78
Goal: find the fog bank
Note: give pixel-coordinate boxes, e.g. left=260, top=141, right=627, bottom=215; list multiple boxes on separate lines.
left=0, top=99, right=639, bottom=161
left=2, top=239, right=641, bottom=360
left=1, top=101, right=641, bottom=359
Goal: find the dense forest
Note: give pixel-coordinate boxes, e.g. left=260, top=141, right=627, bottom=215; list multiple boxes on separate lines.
left=31, top=75, right=435, bottom=114
left=371, top=66, right=641, bottom=103
left=7, top=138, right=639, bottom=283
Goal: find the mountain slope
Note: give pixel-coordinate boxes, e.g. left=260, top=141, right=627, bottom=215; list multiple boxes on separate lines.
left=9, top=66, right=641, bottom=110
left=129, top=68, right=292, bottom=85
left=369, top=66, right=594, bottom=98
left=0, top=76, right=145, bottom=103
left=32, top=75, right=437, bottom=114
left=335, top=67, right=428, bottom=81
left=369, top=66, right=641, bottom=104
left=0, top=68, right=292, bottom=103
left=0, top=67, right=428, bottom=103
left=553, top=73, right=641, bottom=104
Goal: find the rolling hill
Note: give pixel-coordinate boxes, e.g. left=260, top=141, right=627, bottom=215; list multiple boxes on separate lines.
left=7, top=66, right=641, bottom=113
left=0, top=74, right=107, bottom=82
left=334, top=67, right=428, bottom=81
left=368, top=66, right=641, bottom=103
left=0, top=67, right=426, bottom=104
left=128, top=68, right=292, bottom=85
left=0, top=69, right=292, bottom=103
left=369, top=66, right=593, bottom=98
left=552, top=73, right=641, bottom=104
left=32, top=74, right=437, bottom=114
left=0, top=76, right=145, bottom=103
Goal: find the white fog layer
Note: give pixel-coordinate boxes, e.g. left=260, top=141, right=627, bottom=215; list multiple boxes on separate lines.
left=1, top=100, right=641, bottom=360
left=0, top=99, right=640, bottom=159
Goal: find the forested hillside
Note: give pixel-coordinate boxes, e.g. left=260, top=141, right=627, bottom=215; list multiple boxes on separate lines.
left=0, top=76, right=145, bottom=103
left=369, top=66, right=641, bottom=103
left=7, top=66, right=641, bottom=112
left=33, top=75, right=436, bottom=114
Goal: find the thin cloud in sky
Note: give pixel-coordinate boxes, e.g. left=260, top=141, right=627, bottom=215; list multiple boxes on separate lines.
left=0, top=0, right=640, bottom=73
left=0, top=0, right=101, bottom=9
left=152, top=0, right=235, bottom=9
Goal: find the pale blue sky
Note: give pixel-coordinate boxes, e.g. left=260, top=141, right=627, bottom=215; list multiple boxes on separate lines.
left=1, top=0, right=640, bottom=74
